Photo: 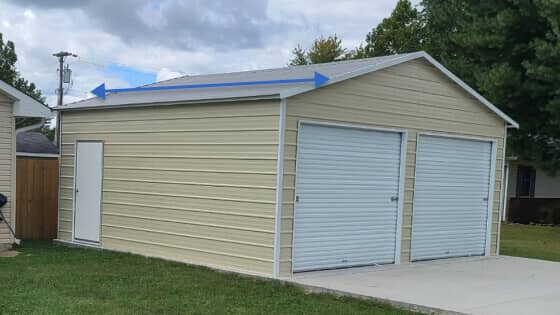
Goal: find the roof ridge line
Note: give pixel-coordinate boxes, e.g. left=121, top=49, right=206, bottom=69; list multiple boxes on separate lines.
left=144, top=54, right=409, bottom=88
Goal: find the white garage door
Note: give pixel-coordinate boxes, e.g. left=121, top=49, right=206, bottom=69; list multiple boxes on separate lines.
left=411, top=135, right=494, bottom=261
left=292, top=122, right=404, bottom=272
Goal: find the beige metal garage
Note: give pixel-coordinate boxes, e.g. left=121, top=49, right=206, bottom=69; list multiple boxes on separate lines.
left=54, top=51, right=517, bottom=278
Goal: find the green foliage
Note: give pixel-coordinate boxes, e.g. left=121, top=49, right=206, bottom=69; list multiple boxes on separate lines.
left=289, top=35, right=347, bottom=66
left=292, top=1, right=424, bottom=61
left=0, top=32, right=50, bottom=133
left=422, top=0, right=560, bottom=174
left=0, top=34, right=18, bottom=84
left=360, top=0, right=424, bottom=57
left=0, top=33, right=45, bottom=103
left=289, top=45, right=308, bottom=66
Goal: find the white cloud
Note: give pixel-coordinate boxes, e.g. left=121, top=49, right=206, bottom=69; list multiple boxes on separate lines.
left=156, top=68, right=184, bottom=82
left=0, top=0, right=411, bottom=106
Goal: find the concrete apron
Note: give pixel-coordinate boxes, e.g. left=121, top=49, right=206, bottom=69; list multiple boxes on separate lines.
left=286, top=256, right=560, bottom=315
left=292, top=281, right=464, bottom=315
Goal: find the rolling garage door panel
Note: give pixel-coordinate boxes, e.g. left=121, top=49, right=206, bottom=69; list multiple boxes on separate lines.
left=411, top=135, right=492, bottom=261
left=292, top=123, right=402, bottom=272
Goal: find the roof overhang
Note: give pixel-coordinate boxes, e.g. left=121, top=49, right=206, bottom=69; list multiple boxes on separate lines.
left=54, top=94, right=281, bottom=112
left=53, top=51, right=518, bottom=129
left=281, top=51, right=519, bottom=128
left=0, top=80, right=51, bottom=118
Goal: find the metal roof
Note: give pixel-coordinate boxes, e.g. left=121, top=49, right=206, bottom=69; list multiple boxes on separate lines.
left=55, top=51, right=518, bottom=128
left=0, top=79, right=52, bottom=118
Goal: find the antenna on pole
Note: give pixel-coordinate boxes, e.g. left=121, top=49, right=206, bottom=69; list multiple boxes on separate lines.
left=52, top=51, right=77, bottom=147
left=52, top=51, right=77, bottom=106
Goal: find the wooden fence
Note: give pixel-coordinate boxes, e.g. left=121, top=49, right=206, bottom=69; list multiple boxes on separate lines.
left=16, top=156, right=59, bottom=240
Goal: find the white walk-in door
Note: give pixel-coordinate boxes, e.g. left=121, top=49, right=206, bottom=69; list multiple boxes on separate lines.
left=292, top=123, right=404, bottom=272
left=411, top=135, right=494, bottom=261
left=73, top=141, right=103, bottom=243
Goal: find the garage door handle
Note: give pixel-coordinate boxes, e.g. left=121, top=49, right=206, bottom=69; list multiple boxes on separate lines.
left=483, top=197, right=488, bottom=201
left=390, top=196, right=398, bottom=202
left=295, top=195, right=300, bottom=202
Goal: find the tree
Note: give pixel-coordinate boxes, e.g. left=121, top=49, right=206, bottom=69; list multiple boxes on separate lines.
left=358, top=0, right=424, bottom=58
left=0, top=32, right=50, bottom=135
left=0, top=34, right=18, bottom=84
left=289, top=35, right=347, bottom=65
left=422, top=0, right=560, bottom=174
left=289, top=45, right=308, bottom=66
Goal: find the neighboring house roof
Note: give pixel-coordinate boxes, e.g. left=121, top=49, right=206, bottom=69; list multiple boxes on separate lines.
left=0, top=79, right=51, bottom=118
left=55, top=51, right=518, bottom=128
left=16, top=132, right=58, bottom=155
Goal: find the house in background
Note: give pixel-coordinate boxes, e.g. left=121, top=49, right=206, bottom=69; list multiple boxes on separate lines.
left=17, top=131, right=58, bottom=157
left=505, top=159, right=560, bottom=224
left=0, top=80, right=51, bottom=249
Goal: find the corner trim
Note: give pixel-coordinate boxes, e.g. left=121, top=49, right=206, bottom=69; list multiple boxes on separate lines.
left=272, top=98, right=287, bottom=278
left=497, top=125, right=508, bottom=255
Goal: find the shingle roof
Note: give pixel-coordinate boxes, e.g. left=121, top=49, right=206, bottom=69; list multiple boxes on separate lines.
left=54, top=51, right=518, bottom=127
left=16, top=132, right=58, bottom=154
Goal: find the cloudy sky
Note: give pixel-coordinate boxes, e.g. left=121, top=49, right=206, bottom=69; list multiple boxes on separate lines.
left=0, top=0, right=419, bottom=107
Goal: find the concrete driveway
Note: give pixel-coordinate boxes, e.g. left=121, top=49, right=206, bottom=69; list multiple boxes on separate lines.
left=290, top=256, right=560, bottom=315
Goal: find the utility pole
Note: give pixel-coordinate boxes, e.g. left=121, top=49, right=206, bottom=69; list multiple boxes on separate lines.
left=52, top=51, right=77, bottom=146
left=52, top=51, right=77, bottom=106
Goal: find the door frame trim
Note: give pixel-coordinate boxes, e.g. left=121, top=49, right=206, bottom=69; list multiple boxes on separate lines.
left=411, top=132, right=497, bottom=260
left=290, top=119, right=408, bottom=273
left=72, top=140, right=104, bottom=247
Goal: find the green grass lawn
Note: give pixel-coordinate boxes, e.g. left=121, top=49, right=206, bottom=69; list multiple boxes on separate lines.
left=0, top=242, right=418, bottom=315
left=500, top=223, right=560, bottom=262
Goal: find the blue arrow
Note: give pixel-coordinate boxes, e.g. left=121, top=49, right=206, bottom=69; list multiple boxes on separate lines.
left=91, top=72, right=329, bottom=99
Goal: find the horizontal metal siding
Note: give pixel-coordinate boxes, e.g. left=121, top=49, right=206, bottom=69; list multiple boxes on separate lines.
left=278, top=59, right=506, bottom=276
left=58, top=100, right=280, bottom=276
left=0, top=97, right=13, bottom=244
left=411, top=135, right=492, bottom=260
left=292, top=123, right=401, bottom=271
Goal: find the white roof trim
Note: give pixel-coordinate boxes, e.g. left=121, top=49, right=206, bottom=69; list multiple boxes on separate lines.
left=0, top=80, right=51, bottom=118
left=281, top=51, right=519, bottom=128
left=54, top=94, right=280, bottom=112
left=16, top=152, right=59, bottom=158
